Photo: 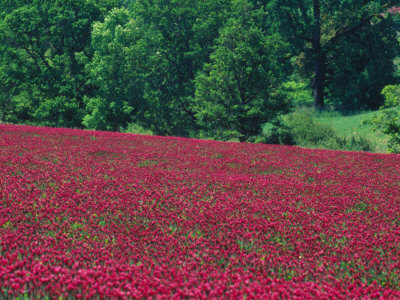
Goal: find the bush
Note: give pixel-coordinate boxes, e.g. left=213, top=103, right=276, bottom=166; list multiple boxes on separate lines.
left=263, top=108, right=374, bottom=152
left=122, top=122, right=153, bottom=136
left=265, top=109, right=335, bottom=146
left=322, top=134, right=374, bottom=152
left=264, top=118, right=295, bottom=145
left=284, top=109, right=335, bottom=145
left=371, top=85, right=400, bottom=153
left=34, top=96, right=83, bottom=128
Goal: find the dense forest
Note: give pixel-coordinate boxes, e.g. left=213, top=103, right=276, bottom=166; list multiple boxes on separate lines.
left=1, top=0, right=399, bottom=143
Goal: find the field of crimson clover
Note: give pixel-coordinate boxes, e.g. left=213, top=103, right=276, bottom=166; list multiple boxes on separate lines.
left=0, top=124, right=400, bottom=299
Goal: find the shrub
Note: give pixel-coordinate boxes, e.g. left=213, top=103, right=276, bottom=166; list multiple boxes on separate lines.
left=264, top=108, right=374, bottom=152
left=265, top=109, right=334, bottom=146
left=371, top=85, right=400, bottom=153
left=122, top=122, right=153, bottom=136
left=284, top=109, right=335, bottom=145
left=264, top=118, right=295, bottom=145
left=323, top=134, right=374, bottom=152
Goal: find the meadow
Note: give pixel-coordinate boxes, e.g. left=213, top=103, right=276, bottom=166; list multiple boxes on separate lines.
left=262, top=110, right=390, bottom=153
left=1, top=124, right=400, bottom=298
left=313, top=111, right=389, bottom=153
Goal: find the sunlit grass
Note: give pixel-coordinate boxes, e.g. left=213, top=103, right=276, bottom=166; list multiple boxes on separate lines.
left=313, top=110, right=389, bottom=153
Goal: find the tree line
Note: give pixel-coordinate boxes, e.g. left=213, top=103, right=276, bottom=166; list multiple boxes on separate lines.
left=1, top=0, right=399, bottom=141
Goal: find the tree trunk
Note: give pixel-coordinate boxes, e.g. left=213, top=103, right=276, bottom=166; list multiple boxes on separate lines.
left=312, top=0, right=326, bottom=110
left=312, top=52, right=326, bottom=110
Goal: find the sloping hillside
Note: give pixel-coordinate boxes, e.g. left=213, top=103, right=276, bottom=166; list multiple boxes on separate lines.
left=1, top=124, right=400, bottom=298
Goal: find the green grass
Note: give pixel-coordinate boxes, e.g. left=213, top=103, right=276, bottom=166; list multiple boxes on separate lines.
left=263, top=109, right=390, bottom=153
left=312, top=110, right=389, bottom=153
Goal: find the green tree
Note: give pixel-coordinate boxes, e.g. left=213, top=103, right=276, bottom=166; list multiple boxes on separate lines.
left=326, top=19, right=398, bottom=110
left=194, top=0, right=290, bottom=142
left=372, top=85, right=400, bottom=153
left=132, top=0, right=232, bottom=136
left=267, top=0, right=399, bottom=110
left=84, top=0, right=230, bottom=135
left=0, top=0, right=120, bottom=127
left=82, top=8, right=163, bottom=131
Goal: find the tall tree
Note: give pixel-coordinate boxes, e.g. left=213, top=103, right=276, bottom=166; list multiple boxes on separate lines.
left=82, top=8, right=163, bottom=131
left=84, top=0, right=231, bottom=135
left=267, top=0, right=399, bottom=110
left=0, top=0, right=120, bottom=126
left=194, top=0, right=290, bottom=142
left=327, top=18, right=398, bottom=110
left=132, top=0, right=232, bottom=136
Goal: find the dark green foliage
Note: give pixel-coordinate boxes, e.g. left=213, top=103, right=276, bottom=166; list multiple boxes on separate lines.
left=194, top=0, right=291, bottom=142
left=266, top=118, right=295, bottom=145
left=0, top=0, right=399, bottom=147
left=132, top=0, right=201, bottom=135
left=267, top=0, right=399, bottom=110
left=133, top=0, right=232, bottom=136
left=34, top=96, right=84, bottom=128
left=82, top=8, right=151, bottom=131
left=0, top=0, right=120, bottom=127
left=83, top=0, right=231, bottom=135
left=327, top=17, right=399, bottom=110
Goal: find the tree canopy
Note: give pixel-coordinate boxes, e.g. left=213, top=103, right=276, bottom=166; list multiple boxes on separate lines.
left=0, top=0, right=399, bottom=141
left=267, top=0, right=399, bottom=110
left=194, top=0, right=290, bottom=141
